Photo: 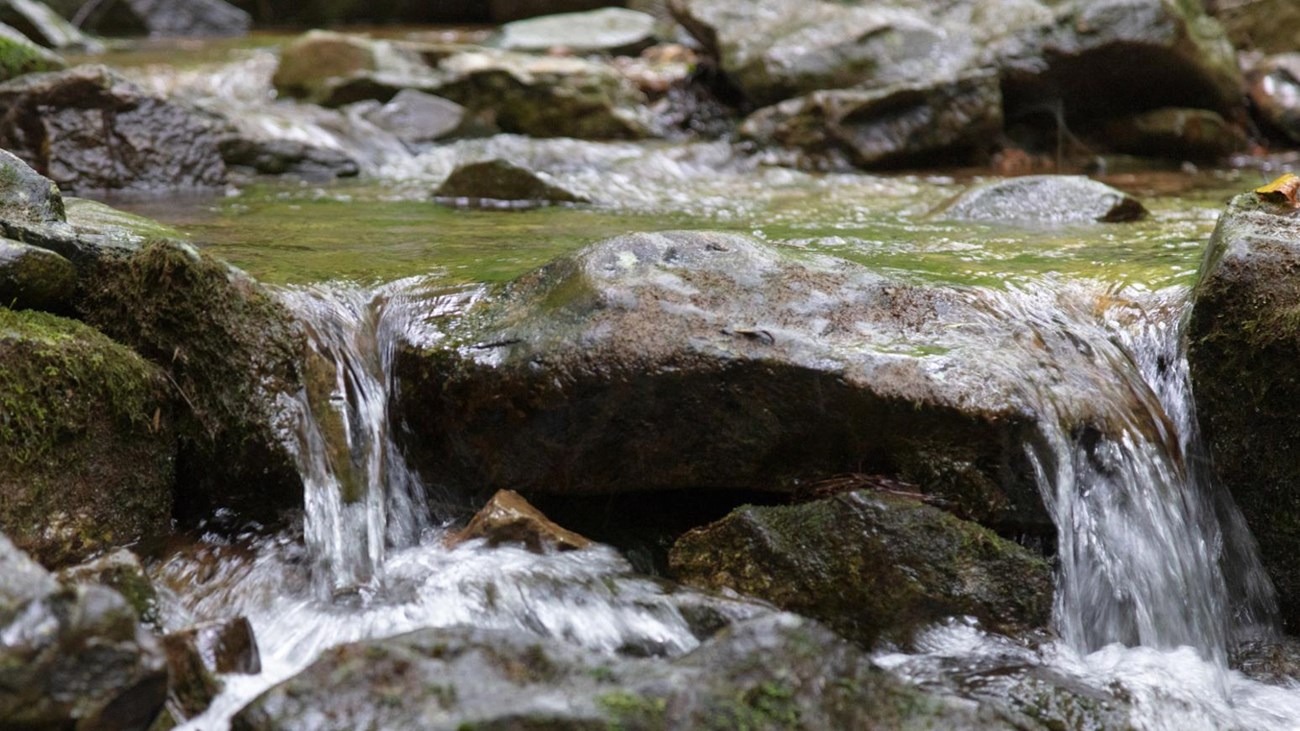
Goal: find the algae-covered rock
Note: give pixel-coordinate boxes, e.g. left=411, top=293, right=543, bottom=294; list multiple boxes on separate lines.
left=433, top=158, right=589, bottom=207
left=0, top=236, right=75, bottom=311
left=0, top=531, right=167, bottom=730
left=0, top=307, right=175, bottom=567
left=740, top=71, right=1003, bottom=169
left=0, top=21, right=65, bottom=81
left=234, top=614, right=1012, bottom=730
left=670, top=491, right=1052, bottom=647
left=75, top=241, right=305, bottom=525
left=1188, top=192, right=1300, bottom=631
left=939, top=175, right=1147, bottom=224
left=0, top=64, right=227, bottom=193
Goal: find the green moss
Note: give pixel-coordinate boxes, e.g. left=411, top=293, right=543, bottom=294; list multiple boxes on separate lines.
left=596, top=691, right=667, bottom=731
left=0, top=35, right=63, bottom=83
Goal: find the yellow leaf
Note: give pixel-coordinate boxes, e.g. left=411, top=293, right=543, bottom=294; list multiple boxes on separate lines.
left=1255, top=174, right=1300, bottom=207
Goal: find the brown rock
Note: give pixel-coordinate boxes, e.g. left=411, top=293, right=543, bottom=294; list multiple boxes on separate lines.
left=446, top=489, right=593, bottom=552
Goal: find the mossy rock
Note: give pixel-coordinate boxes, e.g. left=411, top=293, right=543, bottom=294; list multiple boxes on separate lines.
left=1188, top=192, right=1300, bottom=632
left=0, top=22, right=65, bottom=82
left=0, top=306, right=174, bottom=567
left=75, top=240, right=305, bottom=525
left=669, top=490, right=1053, bottom=647
left=0, top=237, right=76, bottom=312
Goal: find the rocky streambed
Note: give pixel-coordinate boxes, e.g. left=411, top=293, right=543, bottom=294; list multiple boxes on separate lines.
left=7, top=1, right=1300, bottom=729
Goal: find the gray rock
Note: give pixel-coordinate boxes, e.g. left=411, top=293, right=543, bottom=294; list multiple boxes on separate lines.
left=219, top=136, right=360, bottom=180
left=0, top=236, right=75, bottom=311
left=59, top=548, right=160, bottom=627
left=234, top=614, right=1014, bottom=730
left=1188, top=192, right=1300, bottom=632
left=1249, top=54, right=1300, bottom=145
left=740, top=71, right=1003, bottom=169
left=0, top=0, right=101, bottom=51
left=489, top=0, right=612, bottom=23
left=497, top=7, right=657, bottom=55
left=0, top=532, right=167, bottom=730
left=0, top=64, right=227, bottom=194
left=361, top=88, right=466, bottom=144
left=433, top=158, right=589, bottom=207
left=939, top=175, right=1147, bottom=224
left=1100, top=107, right=1245, bottom=161
left=0, top=146, right=62, bottom=223
left=68, top=0, right=250, bottom=37
left=670, top=490, right=1053, bottom=647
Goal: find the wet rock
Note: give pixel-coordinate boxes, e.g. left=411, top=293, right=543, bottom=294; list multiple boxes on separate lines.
left=740, top=71, right=1003, bottom=169
left=0, top=146, right=62, bottom=222
left=361, top=88, right=466, bottom=145
left=0, top=21, right=65, bottom=81
left=670, top=490, right=1052, bottom=647
left=59, top=548, right=160, bottom=627
left=75, top=240, right=306, bottom=527
left=669, top=0, right=974, bottom=108
left=0, top=307, right=175, bottom=567
left=1207, top=0, right=1300, bottom=54
left=0, top=0, right=101, bottom=51
left=1100, top=107, right=1245, bottom=161
left=162, top=617, right=260, bottom=718
left=0, top=531, right=167, bottom=730
left=446, top=489, right=593, bottom=552
left=234, top=614, right=1014, bottom=730
left=1248, top=54, right=1300, bottom=145
left=68, top=0, right=251, bottom=38
left=393, top=231, right=1078, bottom=536
left=0, top=64, right=227, bottom=194
left=0, top=237, right=76, bottom=311
left=1188, top=192, right=1300, bottom=632
left=219, top=136, right=360, bottom=180
left=433, top=158, right=589, bottom=207
left=996, top=0, right=1243, bottom=122
left=489, top=0, right=614, bottom=23
left=161, top=631, right=223, bottom=719
left=939, top=175, right=1148, bottom=224
left=496, top=7, right=657, bottom=55
left=271, top=30, right=398, bottom=105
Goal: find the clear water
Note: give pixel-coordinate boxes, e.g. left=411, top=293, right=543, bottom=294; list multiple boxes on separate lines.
left=71, top=34, right=1300, bottom=730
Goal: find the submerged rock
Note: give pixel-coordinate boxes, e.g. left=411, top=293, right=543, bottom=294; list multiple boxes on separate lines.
left=0, top=307, right=174, bottom=567
left=1100, top=107, right=1245, bottom=161
left=0, top=64, right=227, bottom=193
left=0, top=236, right=75, bottom=311
left=740, top=71, right=1003, bottom=169
left=1248, top=54, right=1300, bottom=145
left=234, top=614, right=1011, bottom=730
left=393, top=231, right=1132, bottom=537
left=496, top=7, right=657, bottom=55
left=1188, top=192, right=1300, bottom=631
left=939, top=175, right=1147, bottom=224
left=670, top=490, right=1053, bottom=647
left=446, top=488, right=593, bottom=552
left=433, top=158, right=589, bottom=207
left=0, top=531, right=167, bottom=730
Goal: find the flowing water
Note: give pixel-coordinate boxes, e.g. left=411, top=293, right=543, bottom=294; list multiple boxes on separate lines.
left=76, top=35, right=1300, bottom=730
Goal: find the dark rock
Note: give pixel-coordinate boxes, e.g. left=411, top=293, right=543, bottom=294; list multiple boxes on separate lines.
left=670, top=0, right=972, bottom=108
left=0, top=64, right=227, bottom=194
left=0, top=0, right=101, bottom=51
left=446, top=489, right=594, bottom=552
left=271, top=30, right=391, bottom=105
left=0, top=21, right=64, bottom=82
left=1100, top=107, right=1245, bottom=161
left=361, top=88, right=466, bottom=144
left=161, top=631, right=223, bottom=719
left=60, top=548, right=161, bottom=627
left=219, top=136, right=360, bottom=180
left=1188, top=192, right=1300, bottom=632
left=1207, top=0, right=1300, bottom=54
left=0, top=531, right=167, bottom=730
left=69, top=0, right=251, bottom=38
left=75, top=240, right=306, bottom=527
left=739, top=71, right=1003, bottom=169
left=0, top=307, right=175, bottom=567
left=669, top=490, right=1052, bottom=647
left=496, top=7, right=657, bottom=55
left=1249, top=54, right=1300, bottom=145
left=393, top=231, right=1089, bottom=537
left=0, top=236, right=75, bottom=311
left=433, top=158, right=589, bottom=207
left=939, top=175, right=1148, bottom=224
left=234, top=614, right=1013, bottom=730
left=162, top=617, right=260, bottom=718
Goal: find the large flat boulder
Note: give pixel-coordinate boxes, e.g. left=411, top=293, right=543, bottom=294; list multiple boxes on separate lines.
left=1188, top=191, right=1300, bottom=632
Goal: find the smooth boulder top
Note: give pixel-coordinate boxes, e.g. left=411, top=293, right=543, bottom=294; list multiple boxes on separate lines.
left=938, top=175, right=1148, bottom=224
left=496, top=7, right=657, bottom=54
left=434, top=158, right=589, bottom=207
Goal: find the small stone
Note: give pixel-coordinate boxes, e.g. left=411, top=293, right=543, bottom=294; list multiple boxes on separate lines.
left=433, top=159, right=589, bottom=208
left=939, top=175, right=1147, bottom=224
left=497, top=7, right=657, bottom=56
left=446, top=489, right=593, bottom=552
left=166, top=616, right=261, bottom=675
left=362, top=88, right=466, bottom=144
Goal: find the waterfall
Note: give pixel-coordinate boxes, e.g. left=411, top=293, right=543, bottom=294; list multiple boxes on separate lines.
left=277, top=281, right=434, bottom=598
left=975, top=284, right=1277, bottom=665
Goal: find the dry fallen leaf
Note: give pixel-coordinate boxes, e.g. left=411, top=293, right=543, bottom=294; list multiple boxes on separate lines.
left=1255, top=173, right=1300, bottom=208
